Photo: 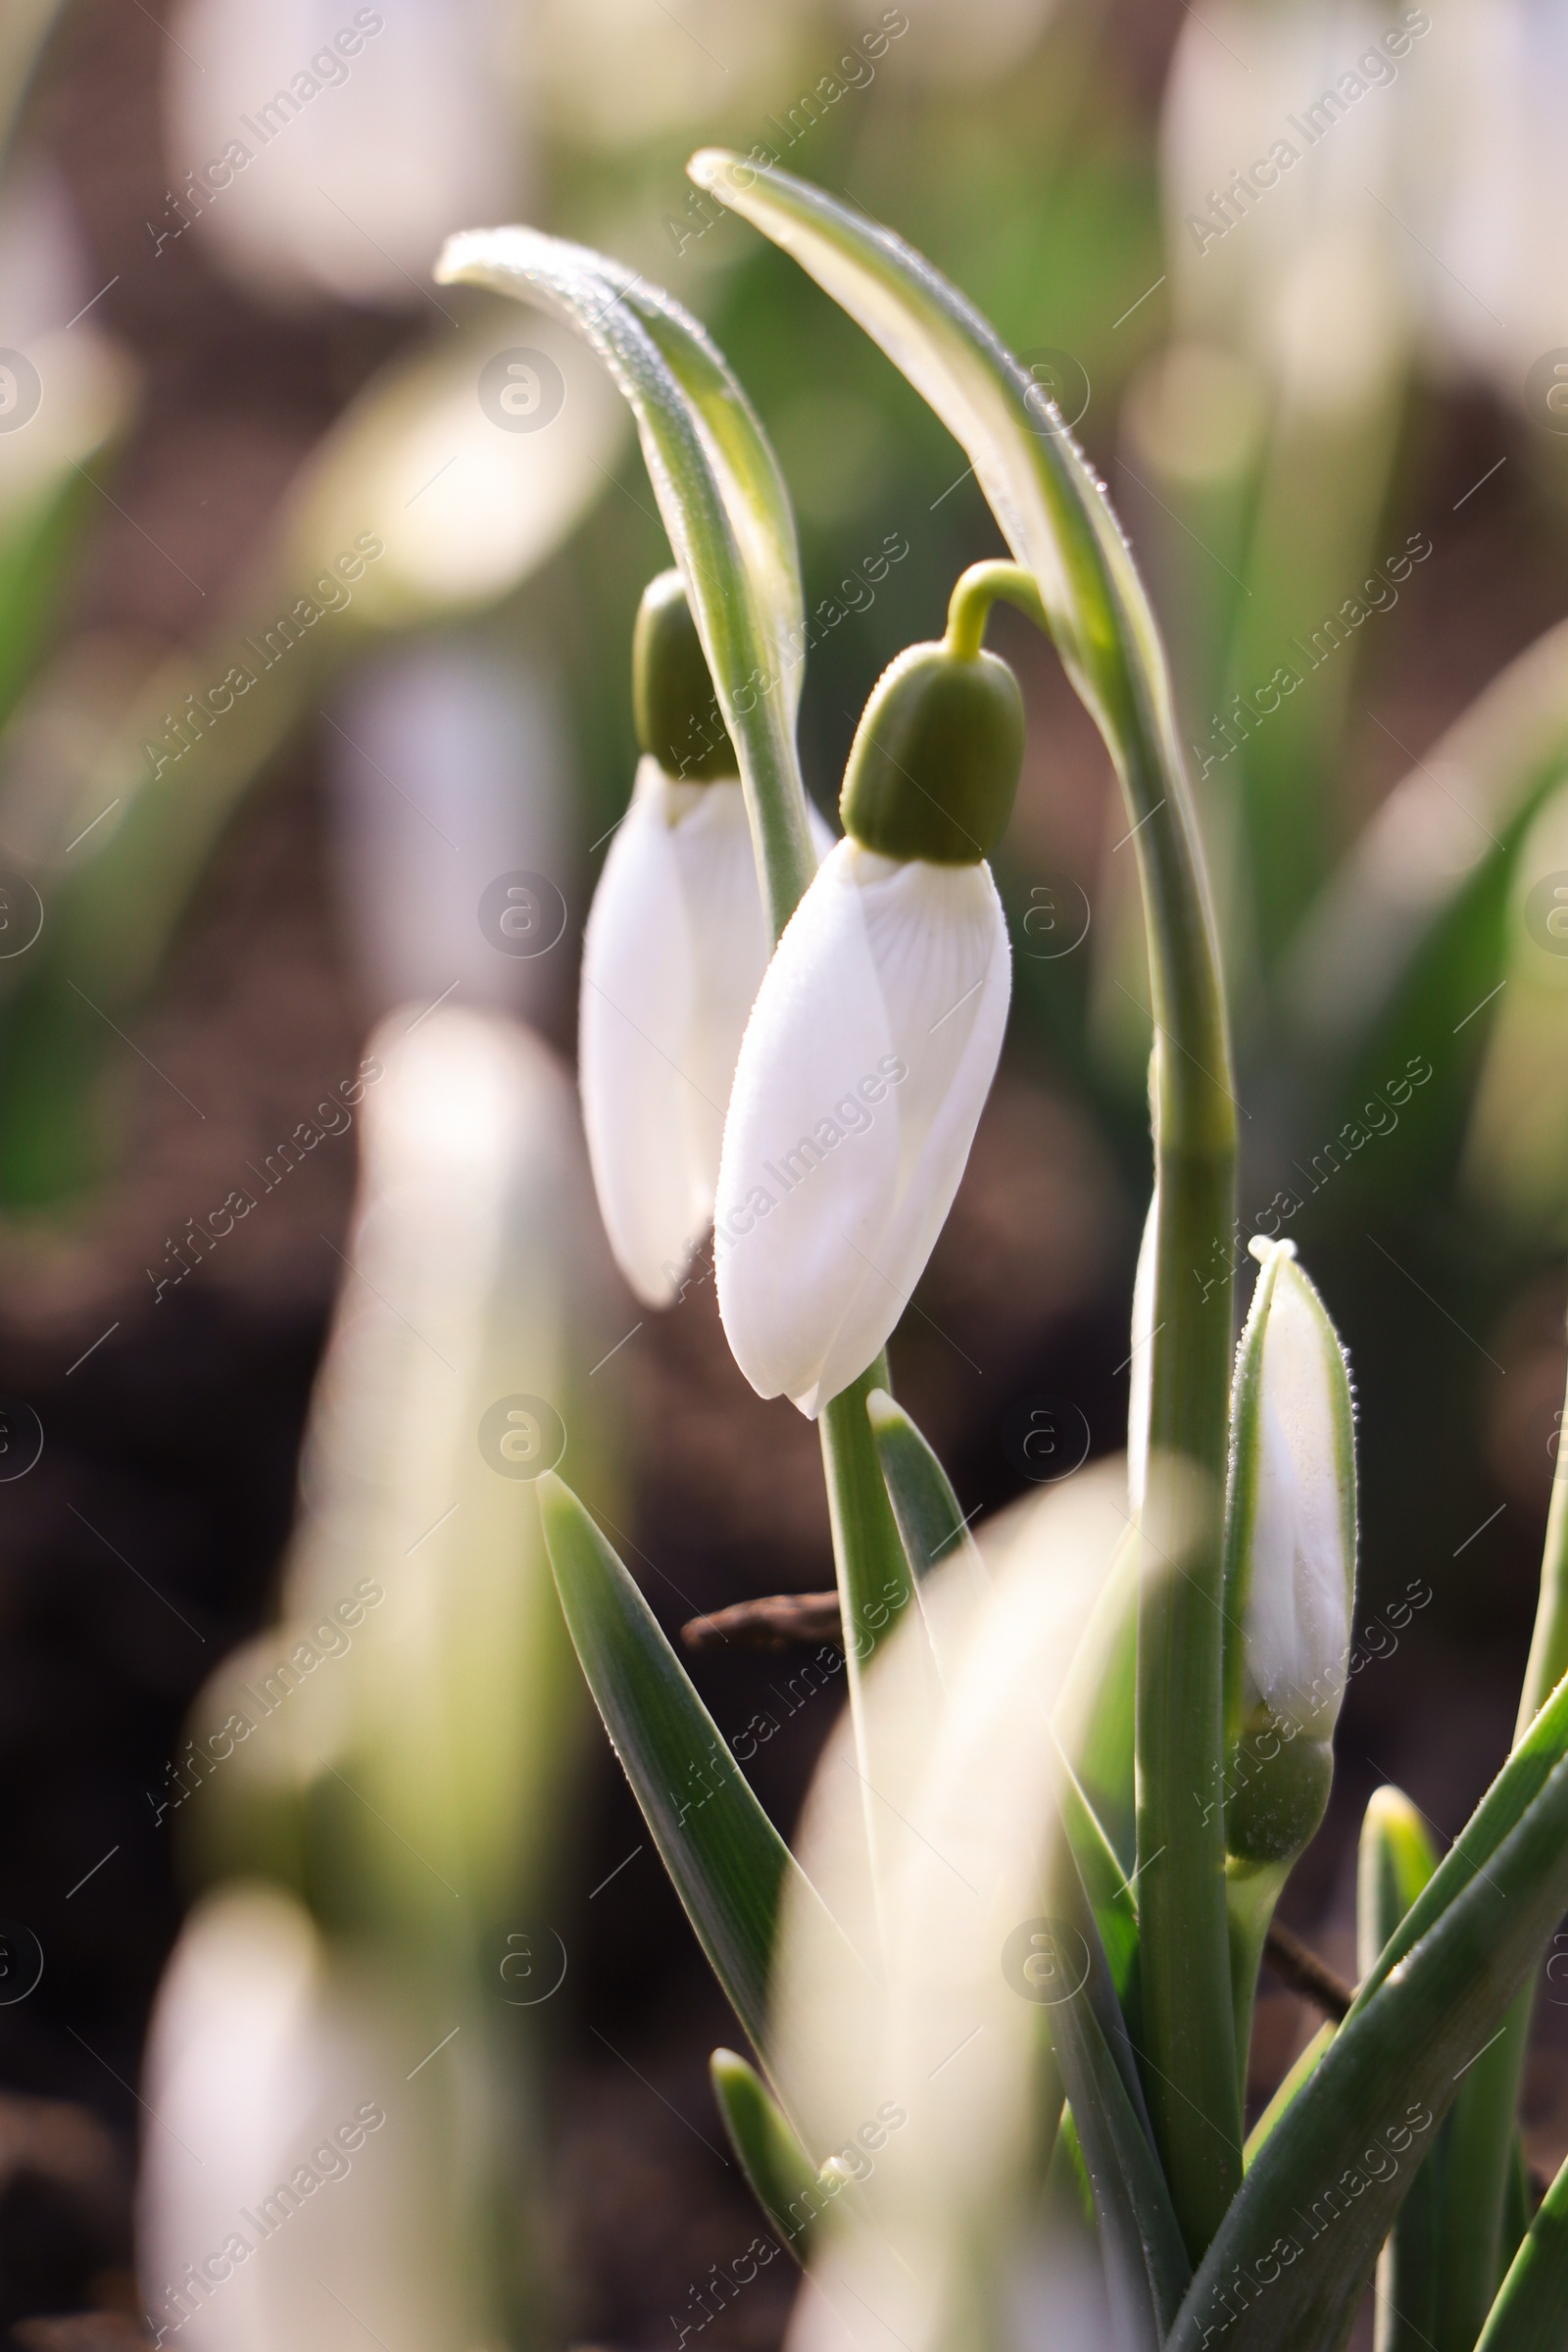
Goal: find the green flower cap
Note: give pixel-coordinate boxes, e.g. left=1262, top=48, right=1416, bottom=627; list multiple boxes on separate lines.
left=839, top=639, right=1024, bottom=863
left=631, top=569, right=739, bottom=782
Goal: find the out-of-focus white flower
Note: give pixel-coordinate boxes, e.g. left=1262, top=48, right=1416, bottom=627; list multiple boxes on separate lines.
left=1159, top=0, right=1415, bottom=402
left=326, top=637, right=569, bottom=1023
left=715, top=841, right=1010, bottom=1416
left=1223, top=1236, right=1356, bottom=1859
left=138, top=1886, right=498, bottom=2352
left=165, top=0, right=525, bottom=308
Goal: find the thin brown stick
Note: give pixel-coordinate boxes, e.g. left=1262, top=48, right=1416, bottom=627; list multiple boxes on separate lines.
left=681, top=1591, right=842, bottom=1651
left=1261, top=1918, right=1353, bottom=2022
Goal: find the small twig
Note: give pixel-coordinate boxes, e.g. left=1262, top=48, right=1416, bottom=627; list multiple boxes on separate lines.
left=681, top=1592, right=842, bottom=1651
left=1262, top=1919, right=1353, bottom=2021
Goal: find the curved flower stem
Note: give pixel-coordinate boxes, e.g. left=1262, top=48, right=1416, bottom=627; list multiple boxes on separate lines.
left=944, top=560, right=1049, bottom=659
left=951, top=552, right=1244, bottom=2251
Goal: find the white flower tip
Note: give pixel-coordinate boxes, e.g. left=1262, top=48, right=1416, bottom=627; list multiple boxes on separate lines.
left=1248, top=1234, right=1298, bottom=1266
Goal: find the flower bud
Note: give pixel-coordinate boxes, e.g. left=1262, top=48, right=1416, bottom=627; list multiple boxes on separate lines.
left=632, top=567, right=738, bottom=781
left=1222, top=1238, right=1357, bottom=1866
left=839, top=639, right=1024, bottom=862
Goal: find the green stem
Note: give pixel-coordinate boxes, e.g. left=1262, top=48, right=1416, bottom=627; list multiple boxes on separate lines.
left=954, top=557, right=1243, bottom=2255
left=944, top=560, right=1048, bottom=659
left=1435, top=1337, right=1568, bottom=2348
left=818, top=1355, right=919, bottom=1905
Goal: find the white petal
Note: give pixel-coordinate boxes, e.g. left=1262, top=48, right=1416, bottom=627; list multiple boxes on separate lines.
left=715, top=842, right=1011, bottom=1415
left=580, top=762, right=769, bottom=1303
left=1238, top=1246, right=1355, bottom=1733
left=1127, top=1188, right=1158, bottom=1515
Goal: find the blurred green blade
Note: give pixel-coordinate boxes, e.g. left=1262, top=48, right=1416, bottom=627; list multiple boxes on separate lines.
left=1354, top=1670, right=1568, bottom=2014
left=1477, top=2152, right=1568, bottom=2352
left=436, top=225, right=815, bottom=935
left=1358, top=1788, right=1441, bottom=2352
left=537, top=1473, right=820, bottom=2056
left=710, top=2047, right=819, bottom=2262
left=1044, top=1851, right=1188, bottom=2345
left=1165, top=1746, right=1568, bottom=2351
left=1054, top=1747, right=1140, bottom=2027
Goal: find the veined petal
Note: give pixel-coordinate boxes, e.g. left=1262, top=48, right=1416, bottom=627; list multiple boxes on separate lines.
left=714, top=841, right=1010, bottom=1415
left=580, top=761, right=833, bottom=1305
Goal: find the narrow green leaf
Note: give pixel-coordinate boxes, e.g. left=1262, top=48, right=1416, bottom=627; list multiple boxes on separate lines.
left=710, top=2048, right=822, bottom=2263
left=1435, top=1357, right=1568, bottom=2352
left=1166, top=1744, right=1568, bottom=2351
left=1054, top=1746, right=1141, bottom=2030
left=537, top=1472, right=828, bottom=2056
left=1353, top=1669, right=1568, bottom=2013
left=864, top=1387, right=976, bottom=1585
left=1243, top=2021, right=1334, bottom=2170
left=1358, top=1788, right=1441, bottom=2352
left=1474, top=2148, right=1568, bottom=2352
left=685, top=149, right=1242, bottom=2248
left=436, top=225, right=816, bottom=939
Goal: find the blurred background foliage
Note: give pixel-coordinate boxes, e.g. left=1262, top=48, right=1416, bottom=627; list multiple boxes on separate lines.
left=0, top=0, right=1563, bottom=2345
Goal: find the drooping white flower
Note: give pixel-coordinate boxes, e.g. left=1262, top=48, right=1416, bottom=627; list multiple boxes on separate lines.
left=1222, top=1235, right=1357, bottom=1861
left=581, top=757, right=782, bottom=1305
left=712, top=607, right=1025, bottom=1419
left=578, top=570, right=831, bottom=1306
left=714, top=840, right=1011, bottom=1416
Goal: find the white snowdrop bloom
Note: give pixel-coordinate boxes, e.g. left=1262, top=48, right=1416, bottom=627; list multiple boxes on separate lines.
left=582, top=757, right=782, bottom=1304
left=578, top=569, right=831, bottom=1306
left=1223, top=1236, right=1357, bottom=1861
left=714, top=840, right=1011, bottom=1415
left=713, top=605, right=1025, bottom=1418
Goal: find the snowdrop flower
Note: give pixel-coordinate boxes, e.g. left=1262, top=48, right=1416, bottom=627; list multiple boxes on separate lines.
left=714, top=607, right=1022, bottom=1417
left=579, top=569, right=828, bottom=1306
left=1222, top=1236, right=1357, bottom=1862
